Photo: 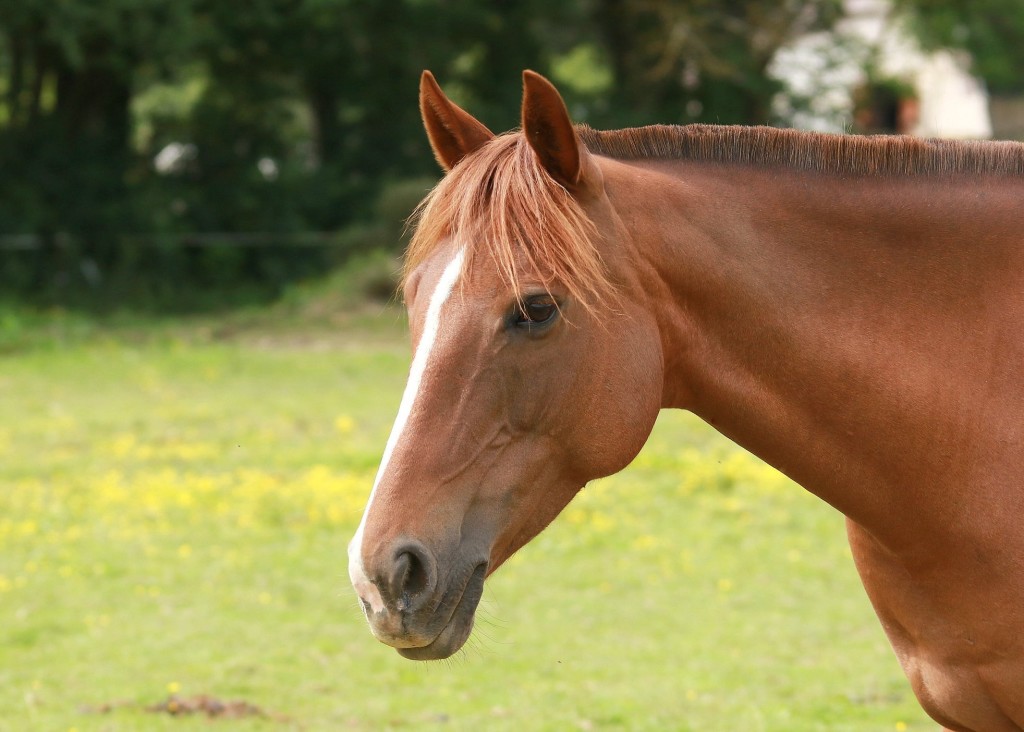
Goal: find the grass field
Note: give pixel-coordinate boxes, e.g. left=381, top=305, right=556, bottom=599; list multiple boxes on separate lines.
left=0, top=303, right=934, bottom=731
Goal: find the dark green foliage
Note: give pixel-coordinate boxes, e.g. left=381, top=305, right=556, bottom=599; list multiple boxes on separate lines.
left=0, top=1, right=1017, bottom=309
left=589, top=0, right=844, bottom=127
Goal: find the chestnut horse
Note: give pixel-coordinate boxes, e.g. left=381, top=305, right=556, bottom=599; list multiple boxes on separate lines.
left=349, top=70, right=1024, bottom=730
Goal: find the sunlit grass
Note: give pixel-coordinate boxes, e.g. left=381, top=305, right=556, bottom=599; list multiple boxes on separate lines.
left=0, top=309, right=932, bottom=730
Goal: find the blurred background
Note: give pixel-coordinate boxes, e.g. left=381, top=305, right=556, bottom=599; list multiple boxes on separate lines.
left=0, top=0, right=1022, bottom=313
left=2, top=2, right=1022, bottom=730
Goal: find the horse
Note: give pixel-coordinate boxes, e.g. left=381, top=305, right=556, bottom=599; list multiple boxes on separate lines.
left=348, top=70, right=1024, bottom=731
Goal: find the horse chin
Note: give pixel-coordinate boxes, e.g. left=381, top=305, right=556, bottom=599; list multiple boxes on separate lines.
left=397, top=613, right=475, bottom=660
left=397, top=563, right=486, bottom=661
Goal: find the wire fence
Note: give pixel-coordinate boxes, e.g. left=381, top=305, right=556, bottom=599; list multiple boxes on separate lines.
left=0, top=232, right=348, bottom=251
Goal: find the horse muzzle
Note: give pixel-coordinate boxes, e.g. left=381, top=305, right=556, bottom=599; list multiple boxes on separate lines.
left=349, top=536, right=487, bottom=660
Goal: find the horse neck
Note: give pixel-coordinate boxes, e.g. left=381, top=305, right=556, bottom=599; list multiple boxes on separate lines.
left=607, top=156, right=1024, bottom=545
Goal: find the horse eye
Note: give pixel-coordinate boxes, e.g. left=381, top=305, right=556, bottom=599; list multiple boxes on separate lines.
left=514, top=297, right=558, bottom=328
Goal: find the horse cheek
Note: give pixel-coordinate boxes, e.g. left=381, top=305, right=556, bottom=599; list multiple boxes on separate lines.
left=571, top=323, right=664, bottom=481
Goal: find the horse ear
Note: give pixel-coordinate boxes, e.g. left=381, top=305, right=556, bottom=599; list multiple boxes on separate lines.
left=420, top=70, right=494, bottom=171
left=521, top=70, right=584, bottom=190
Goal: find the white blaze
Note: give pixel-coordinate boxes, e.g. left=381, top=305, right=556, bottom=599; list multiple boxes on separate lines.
left=348, top=247, right=465, bottom=615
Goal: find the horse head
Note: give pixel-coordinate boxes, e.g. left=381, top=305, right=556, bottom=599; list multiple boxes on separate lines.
left=347, top=71, right=666, bottom=659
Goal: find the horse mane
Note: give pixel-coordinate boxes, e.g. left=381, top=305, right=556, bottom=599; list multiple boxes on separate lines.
left=406, top=133, right=611, bottom=311
left=577, top=123, right=1024, bottom=177
left=406, top=124, right=1024, bottom=307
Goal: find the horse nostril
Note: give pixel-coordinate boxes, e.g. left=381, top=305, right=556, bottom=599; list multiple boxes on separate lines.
left=388, top=542, right=435, bottom=610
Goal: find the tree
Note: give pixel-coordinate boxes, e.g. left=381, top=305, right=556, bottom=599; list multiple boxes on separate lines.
left=592, top=0, right=844, bottom=126
left=0, top=1, right=886, bottom=305
left=0, top=1, right=200, bottom=294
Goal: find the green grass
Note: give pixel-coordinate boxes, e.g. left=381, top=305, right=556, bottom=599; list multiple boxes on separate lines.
left=0, top=304, right=933, bottom=731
